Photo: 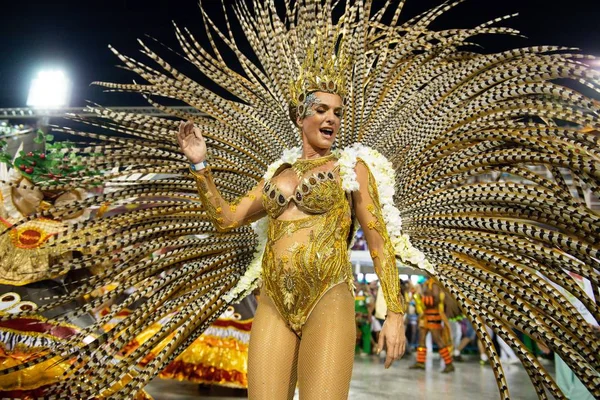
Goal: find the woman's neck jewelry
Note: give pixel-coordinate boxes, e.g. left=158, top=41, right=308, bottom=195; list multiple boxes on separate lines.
left=292, top=153, right=336, bottom=177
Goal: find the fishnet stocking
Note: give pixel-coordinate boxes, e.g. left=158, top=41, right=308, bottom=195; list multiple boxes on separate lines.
left=248, top=292, right=299, bottom=400
left=248, top=283, right=355, bottom=399
left=297, top=283, right=356, bottom=399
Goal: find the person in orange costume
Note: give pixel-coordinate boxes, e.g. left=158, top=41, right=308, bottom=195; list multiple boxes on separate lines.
left=410, top=278, right=454, bottom=373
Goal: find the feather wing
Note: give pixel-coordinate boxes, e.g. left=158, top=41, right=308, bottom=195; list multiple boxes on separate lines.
left=1, top=1, right=599, bottom=398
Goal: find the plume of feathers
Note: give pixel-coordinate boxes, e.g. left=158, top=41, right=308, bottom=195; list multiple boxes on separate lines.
left=1, top=1, right=599, bottom=398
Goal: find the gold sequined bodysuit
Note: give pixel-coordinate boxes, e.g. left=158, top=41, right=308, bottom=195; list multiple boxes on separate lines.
left=192, top=155, right=404, bottom=337
left=261, top=164, right=354, bottom=334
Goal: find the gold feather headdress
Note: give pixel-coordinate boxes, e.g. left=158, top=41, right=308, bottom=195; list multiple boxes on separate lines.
left=289, top=31, right=351, bottom=117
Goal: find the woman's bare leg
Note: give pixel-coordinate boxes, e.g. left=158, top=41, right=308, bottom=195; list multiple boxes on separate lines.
left=248, top=293, right=300, bottom=400
left=296, top=283, right=356, bottom=400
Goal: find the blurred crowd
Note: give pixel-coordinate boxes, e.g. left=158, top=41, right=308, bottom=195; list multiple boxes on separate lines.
left=353, top=276, right=554, bottom=370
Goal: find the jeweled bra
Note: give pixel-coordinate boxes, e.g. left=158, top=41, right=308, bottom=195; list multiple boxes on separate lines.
left=262, top=168, right=341, bottom=218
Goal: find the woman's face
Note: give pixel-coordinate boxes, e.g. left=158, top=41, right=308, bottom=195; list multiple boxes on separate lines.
left=297, top=91, right=343, bottom=151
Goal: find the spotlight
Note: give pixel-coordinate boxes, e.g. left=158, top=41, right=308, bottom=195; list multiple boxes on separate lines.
left=26, top=70, right=71, bottom=108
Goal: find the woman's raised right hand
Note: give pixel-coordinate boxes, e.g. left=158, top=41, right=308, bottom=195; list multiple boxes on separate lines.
left=176, top=120, right=207, bottom=164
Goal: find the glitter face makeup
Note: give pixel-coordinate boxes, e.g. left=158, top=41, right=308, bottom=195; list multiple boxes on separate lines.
left=301, top=93, right=322, bottom=117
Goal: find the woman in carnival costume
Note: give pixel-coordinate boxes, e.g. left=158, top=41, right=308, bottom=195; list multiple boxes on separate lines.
left=177, top=61, right=408, bottom=397
left=0, top=0, right=599, bottom=398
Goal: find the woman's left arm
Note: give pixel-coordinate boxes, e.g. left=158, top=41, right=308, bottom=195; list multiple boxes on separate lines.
left=352, top=159, right=406, bottom=368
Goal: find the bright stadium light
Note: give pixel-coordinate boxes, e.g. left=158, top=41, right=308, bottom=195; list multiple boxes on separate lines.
left=26, top=70, right=71, bottom=108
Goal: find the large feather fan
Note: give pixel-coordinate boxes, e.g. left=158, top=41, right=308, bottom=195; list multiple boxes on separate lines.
left=1, top=0, right=599, bottom=398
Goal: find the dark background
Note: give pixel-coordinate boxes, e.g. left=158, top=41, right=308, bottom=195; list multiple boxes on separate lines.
left=0, top=0, right=598, bottom=108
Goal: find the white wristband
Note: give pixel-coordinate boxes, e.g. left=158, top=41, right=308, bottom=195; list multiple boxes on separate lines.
left=190, top=160, right=208, bottom=172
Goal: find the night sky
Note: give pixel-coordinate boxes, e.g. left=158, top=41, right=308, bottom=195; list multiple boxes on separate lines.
left=1, top=0, right=598, bottom=109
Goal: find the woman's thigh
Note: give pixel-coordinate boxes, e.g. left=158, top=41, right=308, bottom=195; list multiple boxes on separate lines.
left=297, top=283, right=356, bottom=400
left=248, top=292, right=300, bottom=400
